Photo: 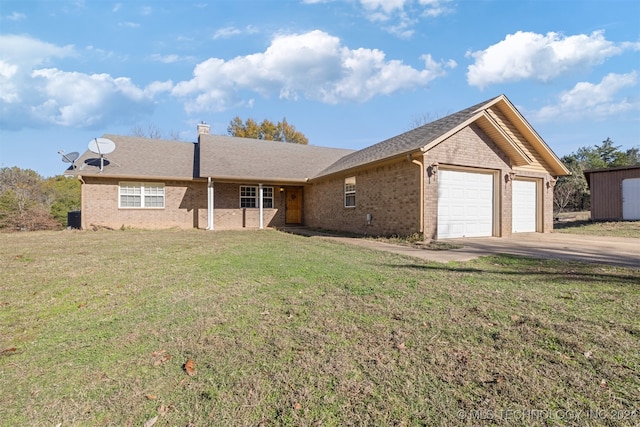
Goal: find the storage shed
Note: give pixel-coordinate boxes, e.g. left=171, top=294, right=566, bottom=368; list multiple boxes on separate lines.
left=584, top=165, right=640, bottom=220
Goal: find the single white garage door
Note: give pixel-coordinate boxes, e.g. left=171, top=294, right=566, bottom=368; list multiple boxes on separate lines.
left=512, top=180, right=537, bottom=232
left=622, top=178, right=640, bottom=220
left=437, top=170, right=493, bottom=238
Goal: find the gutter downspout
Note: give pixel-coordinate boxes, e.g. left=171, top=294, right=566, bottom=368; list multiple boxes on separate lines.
left=259, top=183, right=264, bottom=229
left=207, top=177, right=214, bottom=230
left=411, top=155, right=425, bottom=234
left=78, top=175, right=85, bottom=230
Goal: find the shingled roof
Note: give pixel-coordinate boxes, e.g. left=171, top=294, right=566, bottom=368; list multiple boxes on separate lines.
left=68, top=135, right=197, bottom=179
left=197, top=134, right=354, bottom=182
left=314, top=96, right=500, bottom=178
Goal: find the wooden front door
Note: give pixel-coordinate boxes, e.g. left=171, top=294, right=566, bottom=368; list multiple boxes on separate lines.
left=285, top=187, right=303, bottom=224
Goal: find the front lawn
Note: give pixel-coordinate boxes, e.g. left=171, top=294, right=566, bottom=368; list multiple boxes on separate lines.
left=1, top=229, right=638, bottom=426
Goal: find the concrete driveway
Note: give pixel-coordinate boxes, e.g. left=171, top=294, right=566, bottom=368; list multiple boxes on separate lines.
left=304, top=231, right=640, bottom=268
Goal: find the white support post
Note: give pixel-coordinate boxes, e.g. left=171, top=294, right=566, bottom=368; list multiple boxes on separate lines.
left=259, top=183, right=264, bottom=229
left=207, top=177, right=214, bottom=230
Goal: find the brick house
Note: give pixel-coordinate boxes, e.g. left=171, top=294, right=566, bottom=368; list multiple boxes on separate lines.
left=66, top=94, right=569, bottom=239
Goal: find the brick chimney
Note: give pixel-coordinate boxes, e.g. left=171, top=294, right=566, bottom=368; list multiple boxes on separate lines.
left=197, top=121, right=210, bottom=136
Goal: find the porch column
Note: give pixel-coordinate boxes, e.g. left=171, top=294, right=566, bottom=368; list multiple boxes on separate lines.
left=207, top=177, right=214, bottom=230
left=259, top=183, right=264, bottom=229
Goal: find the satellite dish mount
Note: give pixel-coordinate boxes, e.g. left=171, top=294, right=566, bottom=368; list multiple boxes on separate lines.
left=58, top=150, right=79, bottom=169
left=87, top=138, right=116, bottom=172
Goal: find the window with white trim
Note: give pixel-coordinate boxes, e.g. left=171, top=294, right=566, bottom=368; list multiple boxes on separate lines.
left=119, top=182, right=165, bottom=208
left=345, top=176, right=356, bottom=207
left=240, top=186, right=273, bottom=208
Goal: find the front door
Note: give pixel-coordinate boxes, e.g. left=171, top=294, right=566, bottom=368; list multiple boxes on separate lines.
left=285, top=187, right=303, bottom=224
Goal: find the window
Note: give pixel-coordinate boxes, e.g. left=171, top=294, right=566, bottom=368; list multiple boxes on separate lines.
left=240, top=186, right=257, bottom=208
left=119, top=182, right=165, bottom=208
left=240, top=186, right=273, bottom=208
left=345, top=176, right=356, bottom=207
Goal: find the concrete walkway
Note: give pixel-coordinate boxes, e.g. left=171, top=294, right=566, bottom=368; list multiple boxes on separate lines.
left=281, top=228, right=640, bottom=268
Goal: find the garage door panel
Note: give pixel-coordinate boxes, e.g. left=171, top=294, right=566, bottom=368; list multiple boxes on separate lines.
left=438, top=170, right=494, bottom=239
left=512, top=180, right=537, bottom=233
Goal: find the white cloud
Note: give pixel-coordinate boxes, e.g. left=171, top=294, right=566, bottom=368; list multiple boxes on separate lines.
left=534, top=72, right=639, bottom=121
left=213, top=25, right=259, bottom=40
left=30, top=68, right=157, bottom=127
left=0, top=34, right=166, bottom=130
left=3, top=12, right=26, bottom=21
left=118, top=21, right=140, bottom=28
left=303, top=0, right=453, bottom=38
left=467, top=30, right=640, bottom=88
left=172, top=30, right=454, bottom=113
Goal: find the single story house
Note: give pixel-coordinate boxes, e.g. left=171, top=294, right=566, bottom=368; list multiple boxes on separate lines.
left=584, top=165, right=640, bottom=221
left=65, top=94, right=570, bottom=239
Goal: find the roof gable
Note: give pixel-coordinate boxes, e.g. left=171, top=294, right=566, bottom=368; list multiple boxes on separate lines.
left=316, top=94, right=569, bottom=178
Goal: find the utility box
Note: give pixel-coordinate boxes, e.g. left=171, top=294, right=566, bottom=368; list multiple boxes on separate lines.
left=67, top=210, right=81, bottom=229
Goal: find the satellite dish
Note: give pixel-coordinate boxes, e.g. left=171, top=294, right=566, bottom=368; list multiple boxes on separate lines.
left=87, top=137, right=116, bottom=172
left=58, top=150, right=79, bottom=169
left=88, top=137, right=116, bottom=155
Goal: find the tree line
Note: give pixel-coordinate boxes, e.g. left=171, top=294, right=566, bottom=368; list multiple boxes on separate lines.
left=0, top=167, right=80, bottom=231
left=553, top=138, right=640, bottom=213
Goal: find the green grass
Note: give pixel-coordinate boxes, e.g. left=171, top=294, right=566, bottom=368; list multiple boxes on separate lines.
left=555, top=220, right=640, bottom=238
left=1, top=229, right=639, bottom=426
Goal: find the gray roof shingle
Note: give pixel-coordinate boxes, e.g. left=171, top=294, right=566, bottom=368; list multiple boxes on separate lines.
left=68, top=135, right=197, bottom=179
left=314, top=96, right=500, bottom=177
left=198, top=134, right=355, bottom=182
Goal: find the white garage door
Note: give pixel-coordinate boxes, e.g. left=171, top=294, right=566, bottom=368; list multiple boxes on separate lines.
left=512, top=180, right=537, bottom=233
left=438, top=170, right=494, bottom=239
left=622, top=178, right=640, bottom=220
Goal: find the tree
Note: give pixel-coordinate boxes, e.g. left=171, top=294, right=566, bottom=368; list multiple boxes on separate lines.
left=0, top=167, right=60, bottom=231
left=43, top=175, right=81, bottom=226
left=227, top=117, right=309, bottom=144
left=130, top=124, right=182, bottom=140
left=553, top=138, right=640, bottom=213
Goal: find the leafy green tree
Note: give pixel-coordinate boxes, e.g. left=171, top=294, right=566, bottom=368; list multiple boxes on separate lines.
left=0, top=167, right=61, bottom=231
left=554, top=138, right=640, bottom=213
left=227, top=117, right=309, bottom=144
left=44, top=175, right=81, bottom=226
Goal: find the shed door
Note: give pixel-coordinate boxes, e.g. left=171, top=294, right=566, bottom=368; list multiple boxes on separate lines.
left=512, top=180, right=537, bottom=233
left=437, top=170, right=494, bottom=239
left=622, top=178, right=640, bottom=220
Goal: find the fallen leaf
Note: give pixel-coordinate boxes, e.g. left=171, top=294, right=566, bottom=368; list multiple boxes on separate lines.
left=510, top=314, right=519, bottom=321
left=77, top=303, right=87, bottom=308
left=396, top=342, right=406, bottom=350
left=293, top=402, right=302, bottom=410
left=184, top=359, right=196, bottom=376
left=143, top=415, right=158, bottom=427
left=1, top=347, right=17, bottom=356
left=145, top=394, right=157, bottom=400
left=158, top=405, right=168, bottom=416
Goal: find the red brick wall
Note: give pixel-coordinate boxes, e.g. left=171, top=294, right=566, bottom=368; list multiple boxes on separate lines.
left=306, top=159, right=422, bottom=236
left=81, top=179, right=286, bottom=230
left=81, top=178, right=207, bottom=229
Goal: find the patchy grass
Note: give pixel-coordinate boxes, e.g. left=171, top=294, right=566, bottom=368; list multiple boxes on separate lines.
left=1, top=229, right=639, bottom=426
left=555, top=220, right=640, bottom=238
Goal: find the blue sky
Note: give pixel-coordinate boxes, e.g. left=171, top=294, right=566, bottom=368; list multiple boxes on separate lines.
left=1, top=0, right=639, bottom=177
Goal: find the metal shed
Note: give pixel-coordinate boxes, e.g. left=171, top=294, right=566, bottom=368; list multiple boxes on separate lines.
left=584, top=165, right=640, bottom=220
